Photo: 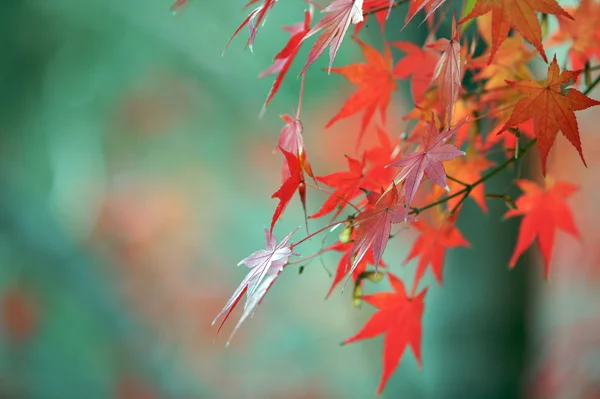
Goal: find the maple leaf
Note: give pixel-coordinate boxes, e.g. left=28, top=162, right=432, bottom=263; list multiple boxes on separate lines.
left=278, top=112, right=315, bottom=181
left=343, top=273, right=426, bottom=395
left=428, top=153, right=494, bottom=212
left=497, top=55, right=600, bottom=175
left=391, top=39, right=440, bottom=103
left=505, top=179, right=581, bottom=278
left=487, top=114, right=535, bottom=150
left=404, top=0, right=447, bottom=28
left=470, top=21, right=536, bottom=103
left=347, top=186, right=411, bottom=280
left=458, top=0, right=573, bottom=64
left=402, top=92, right=474, bottom=148
left=326, top=240, right=385, bottom=298
left=355, top=0, right=394, bottom=34
left=227, top=0, right=278, bottom=52
left=259, top=9, right=312, bottom=113
left=212, top=229, right=298, bottom=346
left=300, top=0, right=365, bottom=74
left=431, top=17, right=462, bottom=127
left=546, top=0, right=600, bottom=70
left=404, top=213, right=469, bottom=294
left=326, top=38, right=397, bottom=147
left=271, top=147, right=307, bottom=232
left=311, top=154, right=376, bottom=220
left=387, top=118, right=466, bottom=208
left=365, top=126, right=402, bottom=185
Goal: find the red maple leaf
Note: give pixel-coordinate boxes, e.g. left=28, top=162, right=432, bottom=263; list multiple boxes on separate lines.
left=277, top=112, right=315, bottom=182
left=347, top=186, right=411, bottom=280
left=259, top=9, right=312, bottom=113
left=498, top=55, right=600, bottom=175
left=387, top=118, right=466, bottom=208
left=326, top=240, right=385, bottom=297
left=271, top=147, right=307, bottom=232
left=391, top=39, right=440, bottom=103
left=326, top=38, right=397, bottom=147
left=343, top=273, right=426, bottom=395
left=300, top=0, right=365, bottom=74
left=505, top=179, right=581, bottom=278
left=404, top=214, right=469, bottom=294
left=311, top=154, right=376, bottom=220
left=404, top=0, right=447, bottom=28
left=458, top=0, right=573, bottom=64
left=355, top=0, right=394, bottom=34
left=365, top=126, right=402, bottom=186
left=227, top=0, right=278, bottom=51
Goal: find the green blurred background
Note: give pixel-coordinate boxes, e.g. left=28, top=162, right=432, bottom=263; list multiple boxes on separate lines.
left=1, top=0, right=599, bottom=398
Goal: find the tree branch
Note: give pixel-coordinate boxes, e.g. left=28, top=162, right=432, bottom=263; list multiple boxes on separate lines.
left=410, top=139, right=536, bottom=216
left=409, top=71, right=600, bottom=217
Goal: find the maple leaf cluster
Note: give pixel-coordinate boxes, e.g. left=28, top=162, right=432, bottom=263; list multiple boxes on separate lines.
left=171, top=0, right=600, bottom=394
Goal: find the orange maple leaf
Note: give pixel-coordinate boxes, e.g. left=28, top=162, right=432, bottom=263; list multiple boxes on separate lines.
left=404, top=213, right=469, bottom=295
left=498, top=55, right=600, bottom=175
left=470, top=23, right=536, bottom=103
left=391, top=39, right=440, bottom=104
left=458, top=0, right=573, bottom=64
left=546, top=0, right=600, bottom=70
left=326, top=38, right=397, bottom=148
left=506, top=179, right=581, bottom=279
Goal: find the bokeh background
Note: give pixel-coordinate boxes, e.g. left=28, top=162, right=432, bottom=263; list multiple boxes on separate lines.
left=1, top=0, right=599, bottom=398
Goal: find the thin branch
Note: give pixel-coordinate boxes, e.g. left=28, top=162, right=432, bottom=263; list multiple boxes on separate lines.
left=291, top=220, right=344, bottom=250
left=449, top=189, right=471, bottom=215
left=288, top=242, right=339, bottom=265
left=410, top=139, right=537, bottom=216
left=584, top=74, right=600, bottom=95
left=305, top=181, right=362, bottom=213
left=446, top=174, right=470, bottom=187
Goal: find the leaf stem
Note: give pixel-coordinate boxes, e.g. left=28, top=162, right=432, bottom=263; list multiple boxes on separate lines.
left=291, top=220, right=344, bottom=250
left=287, top=243, right=339, bottom=265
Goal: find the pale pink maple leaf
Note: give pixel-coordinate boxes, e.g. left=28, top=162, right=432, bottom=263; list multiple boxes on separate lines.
left=212, top=228, right=298, bottom=346
left=345, top=186, right=413, bottom=287
left=387, top=118, right=466, bottom=208
left=431, top=17, right=462, bottom=127
left=300, top=0, right=365, bottom=75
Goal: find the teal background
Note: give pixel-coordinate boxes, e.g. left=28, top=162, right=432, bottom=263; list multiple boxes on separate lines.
left=0, top=0, right=597, bottom=398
